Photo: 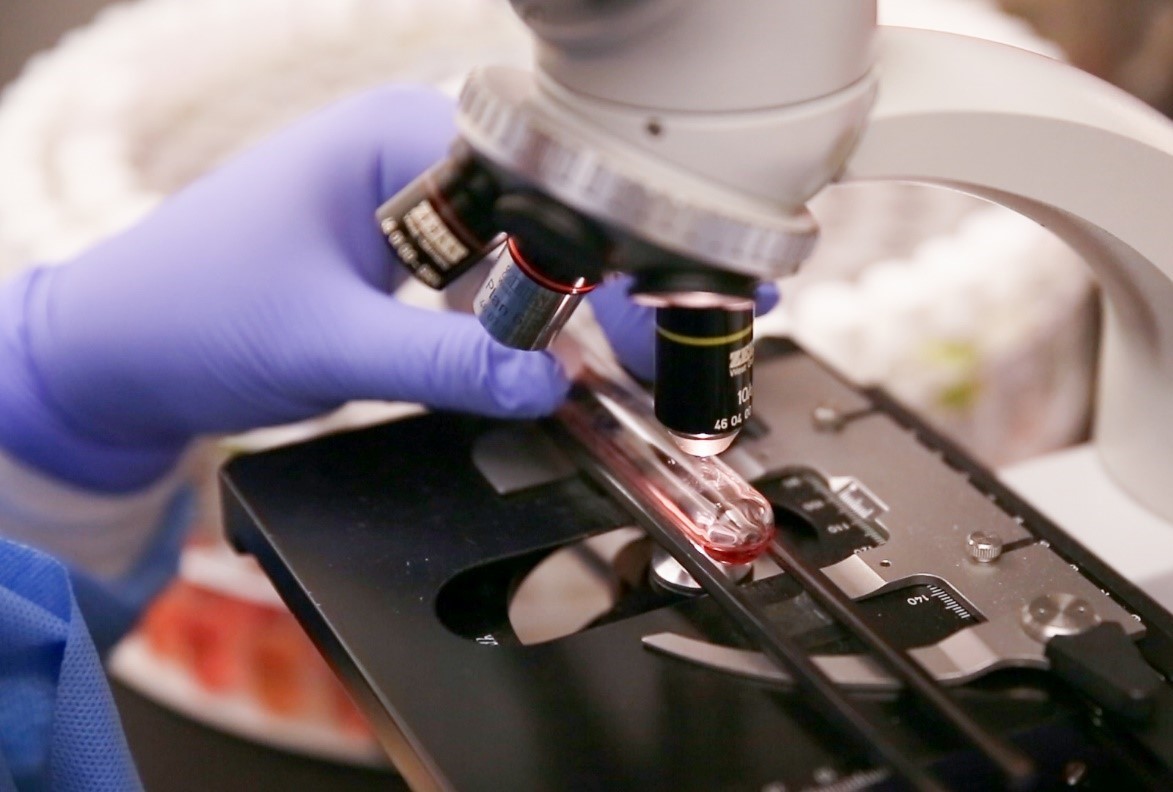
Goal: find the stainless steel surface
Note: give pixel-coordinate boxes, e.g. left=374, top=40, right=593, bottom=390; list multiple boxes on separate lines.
left=632, top=350, right=1148, bottom=690
left=643, top=631, right=901, bottom=691
left=644, top=600, right=1076, bottom=689
left=457, top=67, right=820, bottom=278
left=642, top=606, right=1077, bottom=691
left=649, top=544, right=750, bottom=594
left=1021, top=593, right=1102, bottom=644
left=738, top=354, right=1143, bottom=639
left=816, top=524, right=1137, bottom=641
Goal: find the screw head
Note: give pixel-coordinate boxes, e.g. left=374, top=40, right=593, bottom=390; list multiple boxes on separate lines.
left=812, top=405, right=846, bottom=432
left=966, top=531, right=1004, bottom=563
left=1021, top=593, right=1101, bottom=642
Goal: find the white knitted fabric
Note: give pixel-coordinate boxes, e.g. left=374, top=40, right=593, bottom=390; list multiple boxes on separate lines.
left=0, top=0, right=529, bottom=276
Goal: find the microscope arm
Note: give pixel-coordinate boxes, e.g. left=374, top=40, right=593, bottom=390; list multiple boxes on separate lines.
left=843, top=27, right=1173, bottom=539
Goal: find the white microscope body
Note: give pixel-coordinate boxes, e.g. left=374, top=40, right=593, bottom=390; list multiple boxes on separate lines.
left=477, top=1, right=1173, bottom=604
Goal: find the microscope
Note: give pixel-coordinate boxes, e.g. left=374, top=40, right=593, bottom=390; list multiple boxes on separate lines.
left=224, top=2, right=1173, bottom=789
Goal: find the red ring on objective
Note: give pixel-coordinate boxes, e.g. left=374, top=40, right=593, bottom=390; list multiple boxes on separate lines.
left=507, top=237, right=599, bottom=295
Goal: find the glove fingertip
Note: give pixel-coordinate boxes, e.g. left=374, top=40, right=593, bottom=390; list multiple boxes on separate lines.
left=755, top=281, right=782, bottom=315
left=480, top=345, right=571, bottom=417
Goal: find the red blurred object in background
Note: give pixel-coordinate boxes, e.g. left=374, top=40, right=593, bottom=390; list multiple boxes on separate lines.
left=138, top=575, right=372, bottom=740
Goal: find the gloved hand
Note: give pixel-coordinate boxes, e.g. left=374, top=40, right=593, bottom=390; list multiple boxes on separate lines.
left=0, top=86, right=571, bottom=493
left=588, top=277, right=781, bottom=382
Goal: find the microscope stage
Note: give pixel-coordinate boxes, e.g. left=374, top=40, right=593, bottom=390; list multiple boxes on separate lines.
left=224, top=341, right=1173, bottom=791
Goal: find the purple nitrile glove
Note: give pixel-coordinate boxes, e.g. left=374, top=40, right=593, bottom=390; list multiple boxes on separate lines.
left=0, top=85, right=571, bottom=493
left=588, top=276, right=781, bottom=382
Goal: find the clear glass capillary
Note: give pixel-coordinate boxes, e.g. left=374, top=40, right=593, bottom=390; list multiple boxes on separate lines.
left=556, top=356, right=775, bottom=565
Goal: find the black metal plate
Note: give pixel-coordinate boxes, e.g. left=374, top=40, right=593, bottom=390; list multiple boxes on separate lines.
left=223, top=346, right=1173, bottom=791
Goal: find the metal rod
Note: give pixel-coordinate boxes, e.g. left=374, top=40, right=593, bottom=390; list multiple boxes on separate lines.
left=553, top=388, right=944, bottom=790
left=575, top=449, right=945, bottom=792
left=554, top=355, right=1027, bottom=789
left=767, top=534, right=1038, bottom=790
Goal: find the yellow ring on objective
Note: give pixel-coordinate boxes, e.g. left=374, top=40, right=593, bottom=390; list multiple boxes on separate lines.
left=656, top=324, right=753, bottom=347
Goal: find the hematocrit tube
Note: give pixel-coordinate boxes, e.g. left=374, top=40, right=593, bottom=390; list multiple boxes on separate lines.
left=557, top=366, right=774, bottom=565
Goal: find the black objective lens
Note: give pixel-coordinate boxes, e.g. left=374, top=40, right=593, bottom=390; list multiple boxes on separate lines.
left=376, top=149, right=499, bottom=289
left=655, top=305, right=754, bottom=456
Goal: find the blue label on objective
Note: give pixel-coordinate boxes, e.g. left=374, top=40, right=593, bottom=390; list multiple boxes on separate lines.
left=474, top=247, right=582, bottom=351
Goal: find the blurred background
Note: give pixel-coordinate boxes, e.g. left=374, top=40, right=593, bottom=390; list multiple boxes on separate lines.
left=2, top=0, right=1172, bottom=789
left=1, top=0, right=107, bottom=84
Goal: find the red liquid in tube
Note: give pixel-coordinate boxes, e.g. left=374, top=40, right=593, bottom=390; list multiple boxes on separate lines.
left=558, top=368, right=774, bottom=564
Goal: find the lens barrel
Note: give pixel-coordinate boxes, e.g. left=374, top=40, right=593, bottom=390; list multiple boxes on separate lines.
left=474, top=238, right=598, bottom=350
left=376, top=151, right=499, bottom=289
left=655, top=305, right=754, bottom=456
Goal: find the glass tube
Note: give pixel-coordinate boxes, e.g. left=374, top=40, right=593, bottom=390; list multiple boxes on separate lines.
left=557, top=365, right=775, bottom=565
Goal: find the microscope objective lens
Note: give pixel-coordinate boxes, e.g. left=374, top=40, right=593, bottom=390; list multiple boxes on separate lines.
left=655, top=305, right=755, bottom=456
left=474, top=237, right=598, bottom=351
left=376, top=151, right=500, bottom=289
